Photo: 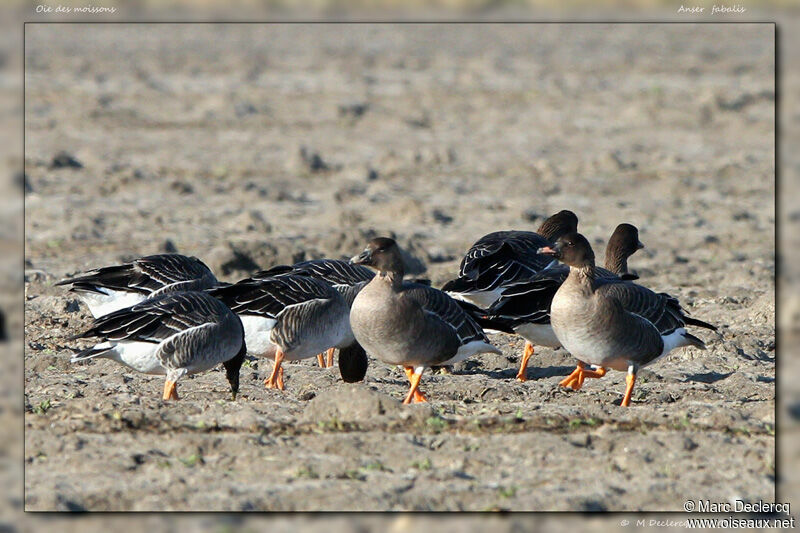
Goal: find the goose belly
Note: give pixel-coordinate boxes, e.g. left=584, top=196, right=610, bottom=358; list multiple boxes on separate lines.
left=514, top=323, right=561, bottom=348
left=278, top=307, right=353, bottom=361
left=350, top=310, right=413, bottom=366
left=112, top=342, right=165, bottom=374
left=551, top=324, right=625, bottom=369
left=351, top=310, right=453, bottom=367
left=239, top=315, right=278, bottom=358
left=78, top=289, right=146, bottom=318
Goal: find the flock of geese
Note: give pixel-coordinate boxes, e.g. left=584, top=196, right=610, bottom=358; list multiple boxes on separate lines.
left=61, top=210, right=716, bottom=406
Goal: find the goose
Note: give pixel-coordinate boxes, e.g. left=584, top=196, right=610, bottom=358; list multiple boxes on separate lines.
left=252, top=259, right=375, bottom=368
left=56, top=253, right=219, bottom=317
left=604, top=223, right=644, bottom=280
left=349, top=237, right=501, bottom=404
left=538, top=232, right=716, bottom=406
left=208, top=273, right=368, bottom=390
left=441, top=209, right=579, bottom=308
left=485, top=223, right=646, bottom=381
left=70, top=290, right=246, bottom=400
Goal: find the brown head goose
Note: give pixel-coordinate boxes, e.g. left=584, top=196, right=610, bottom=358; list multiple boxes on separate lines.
left=538, top=232, right=715, bottom=406
left=57, top=253, right=219, bottom=317
left=349, top=237, right=501, bottom=404
left=604, top=223, right=645, bottom=280
left=70, top=291, right=246, bottom=400
left=485, top=223, right=647, bottom=381
left=441, top=210, right=578, bottom=308
left=209, top=274, right=368, bottom=390
left=251, top=259, right=375, bottom=368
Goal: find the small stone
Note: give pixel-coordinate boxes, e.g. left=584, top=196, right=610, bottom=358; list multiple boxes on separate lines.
left=170, top=181, right=194, bottom=195
left=431, top=209, right=453, bottom=225
left=50, top=151, right=83, bottom=169
left=234, top=102, right=258, bottom=117
left=338, top=102, right=369, bottom=118
left=521, top=208, right=543, bottom=223
left=160, top=239, right=178, bottom=253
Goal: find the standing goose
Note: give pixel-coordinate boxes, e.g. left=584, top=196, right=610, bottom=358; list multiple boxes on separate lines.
left=441, top=210, right=579, bottom=308
left=350, top=237, right=501, bottom=404
left=485, top=223, right=646, bottom=381
left=70, top=291, right=246, bottom=400
left=538, top=232, right=715, bottom=406
left=209, top=274, right=367, bottom=390
left=252, top=259, right=375, bottom=368
left=57, top=254, right=219, bottom=317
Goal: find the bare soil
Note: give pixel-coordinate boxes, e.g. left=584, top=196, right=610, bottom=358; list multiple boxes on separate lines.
left=23, top=23, right=775, bottom=511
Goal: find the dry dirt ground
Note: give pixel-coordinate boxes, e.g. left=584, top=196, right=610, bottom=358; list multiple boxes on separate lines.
left=23, top=23, right=775, bottom=511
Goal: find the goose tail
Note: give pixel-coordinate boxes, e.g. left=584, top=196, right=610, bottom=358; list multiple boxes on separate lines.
left=70, top=342, right=115, bottom=363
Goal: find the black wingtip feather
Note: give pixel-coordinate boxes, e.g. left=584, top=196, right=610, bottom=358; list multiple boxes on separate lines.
left=453, top=299, right=517, bottom=334
left=681, top=331, right=707, bottom=350
left=683, top=316, right=717, bottom=332
left=70, top=345, right=110, bottom=361
left=441, top=277, right=467, bottom=293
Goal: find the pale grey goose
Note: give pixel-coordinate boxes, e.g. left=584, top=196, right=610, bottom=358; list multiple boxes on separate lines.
left=538, top=232, right=715, bottom=406
left=209, top=273, right=367, bottom=390
left=57, top=253, right=219, bottom=317
left=251, top=259, right=374, bottom=368
left=485, top=223, right=646, bottom=381
left=70, top=290, right=246, bottom=400
left=441, top=209, right=579, bottom=308
left=350, top=237, right=500, bottom=404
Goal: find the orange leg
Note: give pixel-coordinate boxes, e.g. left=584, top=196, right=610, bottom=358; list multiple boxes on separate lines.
left=403, top=372, right=422, bottom=404
left=516, top=342, right=534, bottom=382
left=276, top=366, right=285, bottom=390
left=326, top=347, right=335, bottom=368
left=621, top=372, right=636, bottom=407
left=403, top=367, right=427, bottom=403
left=316, top=353, right=325, bottom=368
left=264, top=350, right=286, bottom=390
left=162, top=380, right=179, bottom=401
left=559, top=362, right=607, bottom=391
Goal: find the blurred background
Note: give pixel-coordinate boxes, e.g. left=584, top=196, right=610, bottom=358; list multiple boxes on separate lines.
left=3, top=0, right=795, bottom=530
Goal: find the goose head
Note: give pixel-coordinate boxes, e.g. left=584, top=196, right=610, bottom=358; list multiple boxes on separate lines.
left=537, top=209, right=579, bottom=241
left=607, top=223, right=644, bottom=257
left=538, top=231, right=595, bottom=269
left=350, top=237, right=405, bottom=278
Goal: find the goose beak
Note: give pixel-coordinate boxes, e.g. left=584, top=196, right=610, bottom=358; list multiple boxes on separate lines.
left=350, top=249, right=372, bottom=266
left=537, top=246, right=558, bottom=257
left=637, top=240, right=645, bottom=250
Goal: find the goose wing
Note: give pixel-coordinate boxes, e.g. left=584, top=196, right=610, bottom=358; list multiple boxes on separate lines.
left=254, top=259, right=375, bottom=286
left=400, top=283, right=490, bottom=346
left=210, top=275, right=334, bottom=318
left=58, top=254, right=217, bottom=295
left=449, top=231, right=554, bottom=292
left=75, top=291, right=223, bottom=344
left=484, top=267, right=567, bottom=327
left=594, top=279, right=691, bottom=334
left=485, top=265, right=622, bottom=327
